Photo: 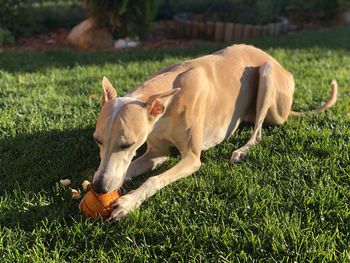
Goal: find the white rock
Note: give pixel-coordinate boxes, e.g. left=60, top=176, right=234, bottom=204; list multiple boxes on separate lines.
left=114, top=39, right=127, bottom=49
left=127, top=40, right=140, bottom=48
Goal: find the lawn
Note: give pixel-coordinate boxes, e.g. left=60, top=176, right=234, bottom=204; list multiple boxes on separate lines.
left=0, top=27, right=350, bottom=262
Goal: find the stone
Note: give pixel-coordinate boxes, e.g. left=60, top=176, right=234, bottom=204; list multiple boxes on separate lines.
left=67, top=18, right=113, bottom=50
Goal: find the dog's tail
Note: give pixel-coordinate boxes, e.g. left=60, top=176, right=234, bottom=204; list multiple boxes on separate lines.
left=290, top=80, right=338, bottom=117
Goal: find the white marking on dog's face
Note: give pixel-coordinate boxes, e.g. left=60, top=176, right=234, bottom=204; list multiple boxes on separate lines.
left=92, top=96, right=151, bottom=193
left=110, top=98, right=127, bottom=127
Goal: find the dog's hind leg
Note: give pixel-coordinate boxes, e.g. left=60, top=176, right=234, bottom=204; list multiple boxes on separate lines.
left=230, top=62, right=293, bottom=163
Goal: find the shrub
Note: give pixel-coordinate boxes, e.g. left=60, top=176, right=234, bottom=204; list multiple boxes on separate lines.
left=161, top=0, right=350, bottom=24
left=287, top=0, right=350, bottom=22
left=87, top=0, right=161, bottom=38
left=0, top=28, right=15, bottom=45
left=0, top=0, right=84, bottom=37
left=160, top=0, right=288, bottom=24
left=0, top=0, right=39, bottom=36
left=31, top=4, right=85, bottom=32
left=255, top=0, right=289, bottom=24
left=158, top=0, right=212, bottom=19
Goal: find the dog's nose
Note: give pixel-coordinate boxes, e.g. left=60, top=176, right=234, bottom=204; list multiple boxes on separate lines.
left=92, top=180, right=109, bottom=194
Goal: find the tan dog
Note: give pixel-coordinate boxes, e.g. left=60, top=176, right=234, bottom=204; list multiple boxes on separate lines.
left=91, top=44, right=337, bottom=220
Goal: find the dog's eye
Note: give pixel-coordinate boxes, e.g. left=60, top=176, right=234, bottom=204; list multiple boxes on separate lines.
left=120, top=142, right=134, bottom=150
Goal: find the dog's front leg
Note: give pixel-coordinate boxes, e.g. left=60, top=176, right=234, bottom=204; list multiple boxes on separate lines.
left=125, top=145, right=170, bottom=180
left=109, top=153, right=201, bottom=220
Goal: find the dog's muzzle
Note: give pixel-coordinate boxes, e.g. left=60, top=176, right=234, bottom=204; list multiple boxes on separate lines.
left=92, top=179, right=110, bottom=194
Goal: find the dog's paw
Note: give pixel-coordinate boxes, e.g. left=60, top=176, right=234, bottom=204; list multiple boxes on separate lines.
left=108, top=194, right=138, bottom=221
left=230, top=149, right=247, bottom=163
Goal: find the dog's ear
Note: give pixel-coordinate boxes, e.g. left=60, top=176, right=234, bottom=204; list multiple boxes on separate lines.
left=146, top=88, right=181, bottom=118
left=101, top=76, right=118, bottom=105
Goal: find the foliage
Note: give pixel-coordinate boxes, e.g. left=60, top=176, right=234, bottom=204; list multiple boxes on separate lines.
left=87, top=0, right=160, bottom=38
left=206, top=0, right=288, bottom=24
left=0, top=0, right=39, bottom=36
left=161, top=0, right=350, bottom=24
left=31, top=4, right=85, bottom=32
left=160, top=0, right=288, bottom=24
left=0, top=0, right=84, bottom=37
left=0, top=28, right=15, bottom=45
left=255, top=0, right=289, bottom=24
left=158, top=0, right=215, bottom=18
left=0, top=26, right=350, bottom=261
left=287, top=0, right=350, bottom=22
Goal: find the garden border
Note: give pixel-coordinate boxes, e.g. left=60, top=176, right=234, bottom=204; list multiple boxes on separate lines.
left=174, top=13, right=290, bottom=42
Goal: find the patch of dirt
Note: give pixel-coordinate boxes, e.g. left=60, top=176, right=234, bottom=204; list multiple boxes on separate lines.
left=1, top=28, right=70, bottom=52
left=0, top=21, right=200, bottom=52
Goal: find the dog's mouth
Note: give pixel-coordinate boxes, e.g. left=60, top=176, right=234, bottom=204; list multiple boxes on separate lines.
left=93, top=151, right=135, bottom=193
left=100, top=171, right=127, bottom=194
left=92, top=176, right=120, bottom=194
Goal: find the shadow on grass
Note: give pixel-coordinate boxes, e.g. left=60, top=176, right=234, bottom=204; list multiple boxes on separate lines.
left=0, top=128, right=95, bottom=230
left=0, top=127, right=98, bottom=194
left=0, top=126, right=174, bottom=230
left=0, top=45, right=220, bottom=74
left=0, top=27, right=349, bottom=73
left=0, top=196, right=78, bottom=231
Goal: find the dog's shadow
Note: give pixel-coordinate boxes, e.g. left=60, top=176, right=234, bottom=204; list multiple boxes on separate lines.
left=0, top=122, right=269, bottom=230
left=0, top=128, right=97, bottom=229
left=0, top=127, right=178, bottom=230
left=0, top=193, right=78, bottom=231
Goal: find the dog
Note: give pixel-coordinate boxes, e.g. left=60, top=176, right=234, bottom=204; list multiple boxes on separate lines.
left=91, top=44, right=337, bottom=220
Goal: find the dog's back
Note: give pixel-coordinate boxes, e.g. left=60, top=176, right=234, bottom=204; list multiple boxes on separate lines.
left=140, top=44, right=293, bottom=149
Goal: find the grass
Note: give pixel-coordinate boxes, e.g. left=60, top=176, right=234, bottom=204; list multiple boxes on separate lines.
left=1, top=27, right=350, bottom=262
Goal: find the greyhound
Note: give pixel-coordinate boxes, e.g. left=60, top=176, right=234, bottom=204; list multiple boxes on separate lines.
left=91, top=44, right=337, bottom=220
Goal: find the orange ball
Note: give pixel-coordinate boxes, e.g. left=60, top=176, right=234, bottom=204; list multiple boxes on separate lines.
left=79, top=190, right=120, bottom=219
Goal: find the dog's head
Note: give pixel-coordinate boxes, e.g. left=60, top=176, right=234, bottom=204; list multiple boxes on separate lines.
left=92, top=76, right=179, bottom=193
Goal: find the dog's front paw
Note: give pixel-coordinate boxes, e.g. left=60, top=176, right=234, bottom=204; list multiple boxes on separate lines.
left=108, top=194, right=138, bottom=221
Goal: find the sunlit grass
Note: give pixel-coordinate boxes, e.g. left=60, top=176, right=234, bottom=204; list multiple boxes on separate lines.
left=0, top=27, right=349, bottom=262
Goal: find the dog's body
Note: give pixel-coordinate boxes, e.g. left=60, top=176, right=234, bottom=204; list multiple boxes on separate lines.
left=91, top=44, right=337, bottom=220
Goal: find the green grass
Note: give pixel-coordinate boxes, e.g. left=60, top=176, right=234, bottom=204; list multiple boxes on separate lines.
left=1, top=27, right=350, bottom=262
